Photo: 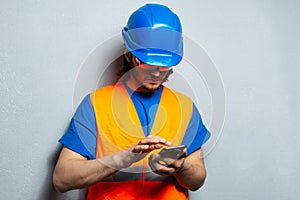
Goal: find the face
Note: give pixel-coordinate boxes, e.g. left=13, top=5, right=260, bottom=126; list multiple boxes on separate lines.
left=128, top=56, right=172, bottom=92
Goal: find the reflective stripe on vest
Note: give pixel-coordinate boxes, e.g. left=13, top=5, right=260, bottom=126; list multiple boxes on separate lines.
left=88, top=82, right=193, bottom=199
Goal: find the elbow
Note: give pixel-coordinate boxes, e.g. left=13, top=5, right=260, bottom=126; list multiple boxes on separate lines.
left=53, top=174, right=65, bottom=193
left=53, top=169, right=69, bottom=193
left=189, top=181, right=204, bottom=192
left=189, top=179, right=206, bottom=192
left=189, top=169, right=207, bottom=191
left=189, top=180, right=204, bottom=191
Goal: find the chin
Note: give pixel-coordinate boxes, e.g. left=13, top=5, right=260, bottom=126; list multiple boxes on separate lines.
left=142, top=83, right=161, bottom=91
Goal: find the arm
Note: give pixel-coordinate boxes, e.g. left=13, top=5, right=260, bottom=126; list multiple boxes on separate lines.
left=148, top=148, right=207, bottom=191
left=53, top=136, right=171, bottom=192
left=173, top=148, right=207, bottom=191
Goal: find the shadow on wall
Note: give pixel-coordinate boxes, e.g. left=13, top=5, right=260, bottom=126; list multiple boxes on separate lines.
left=97, top=55, right=124, bottom=88
left=38, top=144, right=87, bottom=200
left=37, top=52, right=124, bottom=200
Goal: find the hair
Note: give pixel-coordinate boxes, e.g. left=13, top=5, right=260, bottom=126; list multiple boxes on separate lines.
left=117, top=53, right=133, bottom=80
left=116, top=45, right=132, bottom=81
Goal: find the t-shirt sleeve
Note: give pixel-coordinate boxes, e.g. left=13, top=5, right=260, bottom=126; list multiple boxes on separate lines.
left=182, top=103, right=211, bottom=155
left=59, top=95, right=97, bottom=160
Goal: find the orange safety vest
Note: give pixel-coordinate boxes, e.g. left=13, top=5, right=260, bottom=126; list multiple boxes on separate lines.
left=87, top=82, right=193, bottom=200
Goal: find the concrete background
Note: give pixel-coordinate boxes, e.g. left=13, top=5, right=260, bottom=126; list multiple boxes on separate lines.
left=0, top=0, right=299, bottom=199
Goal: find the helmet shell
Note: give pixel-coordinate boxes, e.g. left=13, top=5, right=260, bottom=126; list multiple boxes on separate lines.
left=122, top=4, right=183, bottom=67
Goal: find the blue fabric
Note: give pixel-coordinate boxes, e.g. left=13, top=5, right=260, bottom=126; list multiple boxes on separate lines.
left=125, top=84, right=162, bottom=136
left=59, top=86, right=210, bottom=159
left=182, top=104, right=211, bottom=154
left=59, top=95, right=97, bottom=159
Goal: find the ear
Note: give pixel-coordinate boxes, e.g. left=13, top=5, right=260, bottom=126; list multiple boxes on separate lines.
left=123, top=46, right=132, bottom=62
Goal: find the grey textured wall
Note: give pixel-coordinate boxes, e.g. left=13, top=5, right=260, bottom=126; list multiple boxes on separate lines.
left=0, top=0, right=299, bottom=199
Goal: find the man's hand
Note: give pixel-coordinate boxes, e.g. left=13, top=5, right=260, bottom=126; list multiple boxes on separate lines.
left=148, top=149, right=186, bottom=176
left=123, top=136, right=172, bottom=167
left=149, top=149, right=207, bottom=191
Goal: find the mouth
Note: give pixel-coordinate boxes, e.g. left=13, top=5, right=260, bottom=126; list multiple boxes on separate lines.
left=145, top=79, right=162, bottom=84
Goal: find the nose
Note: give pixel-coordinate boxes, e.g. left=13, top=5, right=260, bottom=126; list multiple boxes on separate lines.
left=151, top=68, right=161, bottom=77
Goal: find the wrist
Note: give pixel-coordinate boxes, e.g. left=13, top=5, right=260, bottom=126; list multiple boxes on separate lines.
left=119, top=150, right=136, bottom=168
left=174, top=158, right=187, bottom=174
left=97, top=151, right=133, bottom=171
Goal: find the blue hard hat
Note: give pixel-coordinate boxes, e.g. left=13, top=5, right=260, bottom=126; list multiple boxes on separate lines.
left=122, top=4, right=183, bottom=67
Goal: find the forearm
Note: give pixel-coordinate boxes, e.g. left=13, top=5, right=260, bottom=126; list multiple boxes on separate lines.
left=173, top=159, right=206, bottom=191
left=53, top=136, right=171, bottom=192
left=53, top=150, right=132, bottom=192
left=54, top=136, right=169, bottom=192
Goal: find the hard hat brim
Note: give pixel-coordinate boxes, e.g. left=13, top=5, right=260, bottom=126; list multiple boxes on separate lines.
left=122, top=27, right=183, bottom=67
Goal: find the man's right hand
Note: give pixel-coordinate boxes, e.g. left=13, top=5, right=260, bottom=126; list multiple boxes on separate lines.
left=123, top=135, right=172, bottom=167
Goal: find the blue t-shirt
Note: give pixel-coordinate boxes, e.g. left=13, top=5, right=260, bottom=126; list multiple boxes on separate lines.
left=59, top=86, right=210, bottom=159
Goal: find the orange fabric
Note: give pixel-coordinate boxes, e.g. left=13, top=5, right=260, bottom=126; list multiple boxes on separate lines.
left=88, top=82, right=193, bottom=199
left=87, top=180, right=188, bottom=200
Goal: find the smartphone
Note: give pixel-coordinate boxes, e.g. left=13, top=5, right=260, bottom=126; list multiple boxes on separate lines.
left=158, top=145, right=187, bottom=160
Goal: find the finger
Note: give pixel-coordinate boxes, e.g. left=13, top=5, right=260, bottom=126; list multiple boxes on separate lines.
left=152, top=163, right=175, bottom=175
left=149, top=154, right=163, bottom=168
left=133, top=144, right=151, bottom=152
left=148, top=154, right=178, bottom=175
left=165, top=157, right=185, bottom=171
left=139, top=136, right=172, bottom=146
left=150, top=154, right=171, bottom=170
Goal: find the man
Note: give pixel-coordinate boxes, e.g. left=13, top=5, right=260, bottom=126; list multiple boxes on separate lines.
left=53, top=3, right=210, bottom=200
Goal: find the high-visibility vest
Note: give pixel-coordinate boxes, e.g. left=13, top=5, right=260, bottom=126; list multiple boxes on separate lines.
left=87, top=82, right=193, bottom=200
